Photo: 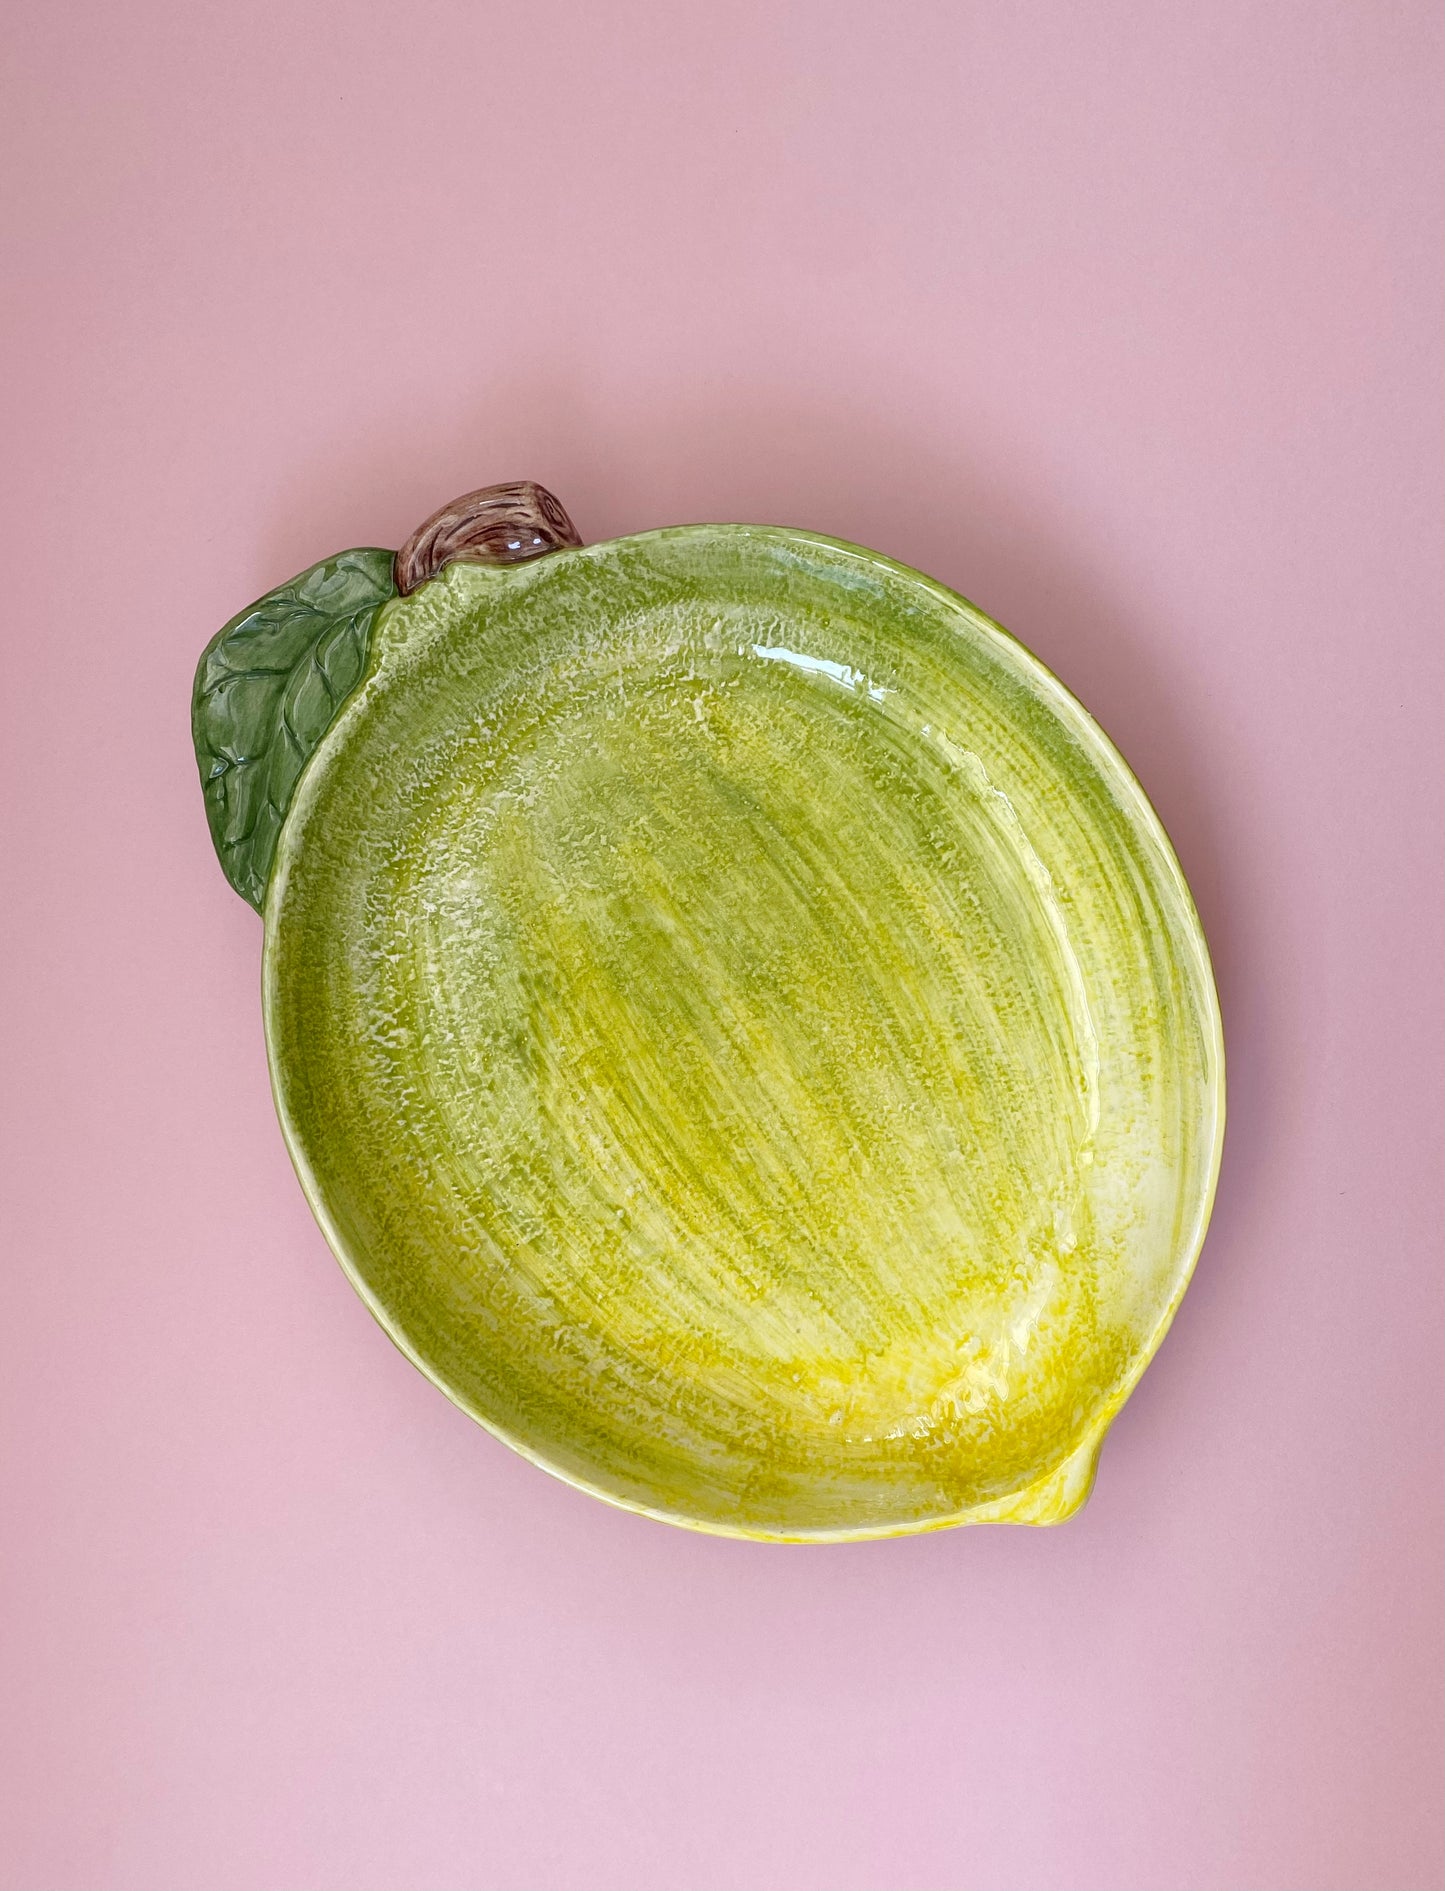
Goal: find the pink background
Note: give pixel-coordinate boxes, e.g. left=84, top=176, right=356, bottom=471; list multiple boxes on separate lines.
left=2, top=4, right=1441, bottom=1888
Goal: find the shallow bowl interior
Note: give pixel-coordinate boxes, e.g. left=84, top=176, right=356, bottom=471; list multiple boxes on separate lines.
left=265, top=527, right=1222, bottom=1538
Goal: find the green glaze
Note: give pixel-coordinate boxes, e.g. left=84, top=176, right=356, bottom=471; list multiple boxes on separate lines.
left=259, top=526, right=1224, bottom=1539
left=193, top=548, right=397, bottom=908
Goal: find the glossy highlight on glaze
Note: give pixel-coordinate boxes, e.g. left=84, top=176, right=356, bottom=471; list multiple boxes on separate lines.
left=264, top=526, right=1223, bottom=1539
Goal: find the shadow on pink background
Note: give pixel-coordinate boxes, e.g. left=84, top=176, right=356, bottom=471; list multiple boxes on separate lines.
left=2, top=5, right=1441, bottom=1889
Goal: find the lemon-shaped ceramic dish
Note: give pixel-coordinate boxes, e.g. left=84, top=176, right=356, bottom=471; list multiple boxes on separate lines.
left=194, top=482, right=1223, bottom=1540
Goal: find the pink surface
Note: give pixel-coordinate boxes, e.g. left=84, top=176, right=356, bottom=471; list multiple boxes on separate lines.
left=2, top=4, right=1441, bottom=1888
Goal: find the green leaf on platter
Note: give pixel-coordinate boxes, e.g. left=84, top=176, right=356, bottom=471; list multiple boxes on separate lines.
left=192, top=548, right=396, bottom=911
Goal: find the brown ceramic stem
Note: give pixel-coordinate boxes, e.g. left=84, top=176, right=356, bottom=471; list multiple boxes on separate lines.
left=394, top=481, right=583, bottom=595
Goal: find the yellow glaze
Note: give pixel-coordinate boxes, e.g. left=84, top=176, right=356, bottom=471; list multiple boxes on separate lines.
left=264, top=528, right=1223, bottom=1539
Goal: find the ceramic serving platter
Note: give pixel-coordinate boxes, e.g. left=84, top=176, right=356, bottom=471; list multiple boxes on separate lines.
left=194, top=482, right=1223, bottom=1539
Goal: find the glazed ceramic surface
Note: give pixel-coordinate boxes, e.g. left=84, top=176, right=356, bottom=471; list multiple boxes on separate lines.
left=217, top=512, right=1223, bottom=1540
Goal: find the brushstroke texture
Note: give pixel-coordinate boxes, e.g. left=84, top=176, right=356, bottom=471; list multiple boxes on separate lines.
left=265, top=528, right=1223, bottom=1538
